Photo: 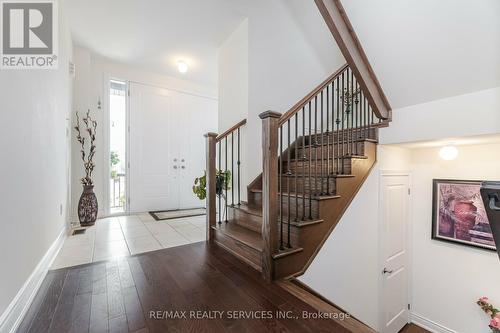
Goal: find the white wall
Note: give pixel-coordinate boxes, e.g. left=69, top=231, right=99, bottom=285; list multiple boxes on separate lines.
left=300, top=139, right=500, bottom=333
left=410, top=144, right=500, bottom=333
left=299, top=146, right=411, bottom=331
left=217, top=0, right=345, bottom=184
left=380, top=87, right=500, bottom=145
left=71, top=48, right=217, bottom=221
left=0, top=2, right=73, bottom=328
left=218, top=19, right=248, bottom=131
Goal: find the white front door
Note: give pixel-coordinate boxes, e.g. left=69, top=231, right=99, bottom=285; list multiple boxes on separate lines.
left=380, top=174, right=410, bottom=333
left=129, top=83, right=180, bottom=212
left=129, top=82, right=217, bottom=213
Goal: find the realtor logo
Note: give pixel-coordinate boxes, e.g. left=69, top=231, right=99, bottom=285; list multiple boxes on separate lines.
left=1, top=0, right=58, bottom=69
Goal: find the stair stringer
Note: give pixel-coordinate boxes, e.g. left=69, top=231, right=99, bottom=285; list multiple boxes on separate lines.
left=273, top=141, right=377, bottom=279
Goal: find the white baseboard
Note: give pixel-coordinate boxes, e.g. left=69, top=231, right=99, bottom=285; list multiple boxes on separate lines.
left=0, top=227, right=67, bottom=333
left=411, top=312, right=458, bottom=333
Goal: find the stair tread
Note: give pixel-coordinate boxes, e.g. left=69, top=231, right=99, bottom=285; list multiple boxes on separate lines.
left=212, top=222, right=263, bottom=251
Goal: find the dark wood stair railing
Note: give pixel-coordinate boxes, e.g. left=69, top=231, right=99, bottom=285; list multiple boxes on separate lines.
left=206, top=64, right=389, bottom=281
left=205, top=119, right=247, bottom=241
left=315, top=0, right=392, bottom=121
left=259, top=64, right=387, bottom=281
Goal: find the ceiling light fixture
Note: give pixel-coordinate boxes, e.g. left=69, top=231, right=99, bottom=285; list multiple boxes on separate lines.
left=177, top=61, right=188, bottom=74
left=439, top=145, right=459, bottom=161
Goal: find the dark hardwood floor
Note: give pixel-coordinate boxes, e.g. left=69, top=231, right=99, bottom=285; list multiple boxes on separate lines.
left=17, top=241, right=431, bottom=333
left=18, top=242, right=351, bottom=333
left=400, top=324, right=430, bottom=333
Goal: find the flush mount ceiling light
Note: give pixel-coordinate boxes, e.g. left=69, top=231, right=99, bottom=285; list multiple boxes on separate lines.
left=177, top=61, right=188, bottom=73
left=439, top=145, right=459, bottom=160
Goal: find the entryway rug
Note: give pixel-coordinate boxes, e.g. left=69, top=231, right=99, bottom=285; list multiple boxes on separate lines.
left=149, top=208, right=206, bottom=221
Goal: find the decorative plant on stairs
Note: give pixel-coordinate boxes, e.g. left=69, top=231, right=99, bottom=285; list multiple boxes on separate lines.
left=192, top=170, right=231, bottom=200
left=74, top=110, right=99, bottom=226
left=193, top=170, right=231, bottom=219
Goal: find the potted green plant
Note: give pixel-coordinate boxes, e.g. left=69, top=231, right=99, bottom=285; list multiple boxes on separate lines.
left=192, top=170, right=231, bottom=200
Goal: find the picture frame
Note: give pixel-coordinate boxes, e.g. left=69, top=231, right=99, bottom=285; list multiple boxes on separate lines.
left=432, top=179, right=496, bottom=251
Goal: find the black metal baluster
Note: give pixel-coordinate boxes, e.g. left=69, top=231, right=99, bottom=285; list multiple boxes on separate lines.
left=314, top=96, right=318, bottom=197
left=320, top=90, right=324, bottom=195
left=225, top=137, right=228, bottom=222
left=346, top=68, right=351, bottom=158
left=351, top=71, right=356, bottom=154
left=363, top=96, right=370, bottom=140
left=287, top=119, right=291, bottom=247
left=237, top=127, right=241, bottom=205
left=308, top=101, right=313, bottom=219
left=218, top=141, right=221, bottom=224
left=341, top=71, right=345, bottom=174
left=294, top=113, right=299, bottom=221
left=301, top=107, right=306, bottom=221
left=326, top=84, right=330, bottom=194
left=279, top=125, right=284, bottom=250
left=231, top=132, right=234, bottom=206
left=334, top=79, right=338, bottom=175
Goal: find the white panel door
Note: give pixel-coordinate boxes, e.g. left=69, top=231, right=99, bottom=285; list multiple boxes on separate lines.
left=176, top=93, right=218, bottom=209
left=129, top=83, right=180, bottom=212
left=129, top=82, right=217, bottom=213
left=380, top=175, right=410, bottom=333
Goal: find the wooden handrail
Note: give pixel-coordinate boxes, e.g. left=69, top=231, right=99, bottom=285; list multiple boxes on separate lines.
left=279, top=64, right=348, bottom=126
left=315, top=0, right=391, bottom=120
left=216, top=119, right=247, bottom=142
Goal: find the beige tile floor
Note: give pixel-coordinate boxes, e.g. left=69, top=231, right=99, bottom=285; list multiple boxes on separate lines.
left=51, top=213, right=207, bottom=269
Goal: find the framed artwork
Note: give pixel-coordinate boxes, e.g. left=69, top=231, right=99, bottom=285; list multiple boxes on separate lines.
left=432, top=179, right=496, bottom=251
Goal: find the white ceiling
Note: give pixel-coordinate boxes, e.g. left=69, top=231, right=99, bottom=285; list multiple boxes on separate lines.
left=342, top=0, right=500, bottom=108
left=66, top=0, right=245, bottom=86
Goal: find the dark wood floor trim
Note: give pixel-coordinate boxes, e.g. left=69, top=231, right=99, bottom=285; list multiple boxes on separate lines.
left=276, top=279, right=377, bottom=333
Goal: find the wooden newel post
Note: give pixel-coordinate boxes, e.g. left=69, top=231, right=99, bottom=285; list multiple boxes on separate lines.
left=259, top=111, right=281, bottom=283
left=205, top=132, right=218, bottom=241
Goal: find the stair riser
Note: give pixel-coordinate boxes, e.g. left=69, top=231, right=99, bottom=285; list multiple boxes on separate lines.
left=213, top=230, right=262, bottom=271
left=280, top=176, right=336, bottom=195
left=304, top=128, right=378, bottom=145
left=278, top=199, right=320, bottom=221
left=284, top=159, right=353, bottom=175
left=229, top=208, right=262, bottom=233
left=292, top=141, right=365, bottom=160
left=249, top=191, right=320, bottom=220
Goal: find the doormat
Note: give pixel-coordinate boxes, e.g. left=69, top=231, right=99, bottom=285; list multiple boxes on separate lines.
left=149, top=208, right=206, bottom=221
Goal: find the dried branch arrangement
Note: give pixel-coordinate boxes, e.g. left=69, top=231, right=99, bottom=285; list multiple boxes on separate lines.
left=74, top=110, right=97, bottom=186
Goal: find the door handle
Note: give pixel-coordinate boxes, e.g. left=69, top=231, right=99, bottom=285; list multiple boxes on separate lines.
left=489, top=194, right=500, bottom=211
left=382, top=268, right=393, bottom=274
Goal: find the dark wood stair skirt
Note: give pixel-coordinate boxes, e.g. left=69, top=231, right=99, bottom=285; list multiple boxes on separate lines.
left=277, top=278, right=377, bottom=333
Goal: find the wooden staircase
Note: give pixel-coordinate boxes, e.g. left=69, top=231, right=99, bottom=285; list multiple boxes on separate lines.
left=206, top=63, right=390, bottom=283
left=204, top=3, right=393, bottom=331
left=212, top=126, right=380, bottom=279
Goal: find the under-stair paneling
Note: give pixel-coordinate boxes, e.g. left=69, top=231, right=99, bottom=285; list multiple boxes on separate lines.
left=297, top=145, right=411, bottom=331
